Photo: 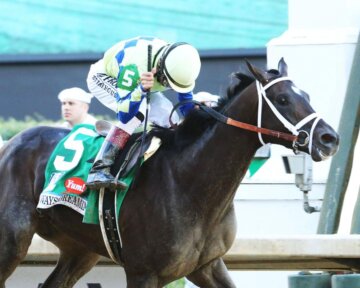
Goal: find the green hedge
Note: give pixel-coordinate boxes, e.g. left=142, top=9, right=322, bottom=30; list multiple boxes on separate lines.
left=0, top=116, right=57, bottom=140
left=0, top=115, right=117, bottom=140
left=166, top=278, right=185, bottom=288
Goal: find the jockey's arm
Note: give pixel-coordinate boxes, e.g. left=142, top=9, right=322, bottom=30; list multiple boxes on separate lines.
left=115, top=70, right=155, bottom=124
left=177, top=92, right=194, bottom=116
left=115, top=85, right=147, bottom=124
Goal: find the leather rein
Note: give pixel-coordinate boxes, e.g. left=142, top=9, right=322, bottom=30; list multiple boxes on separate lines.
left=169, top=77, right=321, bottom=153
left=170, top=100, right=297, bottom=142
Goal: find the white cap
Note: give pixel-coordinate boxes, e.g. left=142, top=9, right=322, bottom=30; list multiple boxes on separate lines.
left=58, top=87, right=93, bottom=104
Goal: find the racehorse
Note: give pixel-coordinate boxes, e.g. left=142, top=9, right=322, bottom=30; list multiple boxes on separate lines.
left=0, top=59, right=339, bottom=288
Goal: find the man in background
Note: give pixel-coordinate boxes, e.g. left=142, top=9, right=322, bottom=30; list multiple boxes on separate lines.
left=58, top=87, right=97, bottom=129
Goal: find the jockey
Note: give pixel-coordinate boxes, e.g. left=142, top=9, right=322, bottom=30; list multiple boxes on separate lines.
left=86, top=36, right=201, bottom=190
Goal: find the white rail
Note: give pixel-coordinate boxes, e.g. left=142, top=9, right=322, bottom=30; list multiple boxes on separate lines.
left=24, top=235, right=360, bottom=271
left=224, top=235, right=360, bottom=270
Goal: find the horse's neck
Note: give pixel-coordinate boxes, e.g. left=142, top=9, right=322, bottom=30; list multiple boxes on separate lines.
left=176, top=85, right=260, bottom=216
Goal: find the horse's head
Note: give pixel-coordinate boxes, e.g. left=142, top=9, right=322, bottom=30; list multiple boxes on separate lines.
left=246, top=58, right=339, bottom=161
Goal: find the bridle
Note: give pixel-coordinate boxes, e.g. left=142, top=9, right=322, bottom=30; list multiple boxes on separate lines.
left=255, top=77, right=321, bottom=154
left=169, top=77, right=321, bottom=154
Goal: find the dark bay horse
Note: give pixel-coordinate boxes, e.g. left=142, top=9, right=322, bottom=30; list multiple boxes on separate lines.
left=0, top=59, right=339, bottom=287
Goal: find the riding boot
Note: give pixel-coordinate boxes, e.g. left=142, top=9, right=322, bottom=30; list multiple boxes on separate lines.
left=86, top=126, right=130, bottom=190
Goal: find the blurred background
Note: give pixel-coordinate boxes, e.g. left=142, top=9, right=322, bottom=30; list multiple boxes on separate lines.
left=0, top=0, right=286, bottom=125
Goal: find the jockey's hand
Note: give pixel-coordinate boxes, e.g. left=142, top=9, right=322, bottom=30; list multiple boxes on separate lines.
left=140, top=68, right=156, bottom=91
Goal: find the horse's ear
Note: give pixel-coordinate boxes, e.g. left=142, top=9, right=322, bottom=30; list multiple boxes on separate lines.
left=246, top=60, right=268, bottom=85
left=278, top=57, right=288, bottom=76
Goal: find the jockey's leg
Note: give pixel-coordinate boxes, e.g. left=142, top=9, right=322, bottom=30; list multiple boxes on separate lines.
left=86, top=124, right=130, bottom=190
left=86, top=109, right=146, bottom=190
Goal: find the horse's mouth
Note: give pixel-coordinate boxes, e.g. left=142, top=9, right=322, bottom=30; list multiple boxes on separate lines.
left=317, top=148, right=330, bottom=161
left=312, top=146, right=338, bottom=162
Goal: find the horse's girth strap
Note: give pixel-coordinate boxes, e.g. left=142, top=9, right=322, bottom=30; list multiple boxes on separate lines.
left=226, top=118, right=298, bottom=142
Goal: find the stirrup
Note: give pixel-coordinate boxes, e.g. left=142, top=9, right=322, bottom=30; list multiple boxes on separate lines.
left=86, top=179, right=128, bottom=191
left=109, top=179, right=128, bottom=191
left=86, top=180, right=111, bottom=190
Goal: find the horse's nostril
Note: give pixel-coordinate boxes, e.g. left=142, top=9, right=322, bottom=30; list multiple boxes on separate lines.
left=321, top=133, right=338, bottom=146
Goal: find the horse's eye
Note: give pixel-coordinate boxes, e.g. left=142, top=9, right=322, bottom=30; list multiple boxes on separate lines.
left=276, top=94, right=289, bottom=106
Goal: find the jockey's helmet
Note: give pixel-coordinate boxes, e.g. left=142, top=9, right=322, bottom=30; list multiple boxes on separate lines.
left=156, top=42, right=201, bottom=93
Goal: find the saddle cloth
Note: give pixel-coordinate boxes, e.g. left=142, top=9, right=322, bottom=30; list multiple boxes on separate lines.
left=37, top=123, right=160, bottom=224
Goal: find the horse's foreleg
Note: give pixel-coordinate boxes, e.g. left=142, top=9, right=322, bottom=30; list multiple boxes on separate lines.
left=41, top=246, right=100, bottom=288
left=186, top=258, right=236, bottom=288
left=125, top=272, right=160, bottom=288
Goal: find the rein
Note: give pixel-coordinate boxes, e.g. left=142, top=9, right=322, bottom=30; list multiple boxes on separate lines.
left=170, top=100, right=297, bottom=142
left=169, top=77, right=321, bottom=153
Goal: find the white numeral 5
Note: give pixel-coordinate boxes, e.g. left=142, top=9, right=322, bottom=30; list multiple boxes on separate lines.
left=122, top=69, right=135, bottom=87
left=53, top=127, right=98, bottom=171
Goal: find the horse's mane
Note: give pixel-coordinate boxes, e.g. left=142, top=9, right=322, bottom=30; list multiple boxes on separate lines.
left=151, top=72, right=255, bottom=150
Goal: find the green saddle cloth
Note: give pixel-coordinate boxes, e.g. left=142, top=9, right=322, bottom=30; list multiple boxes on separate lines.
left=37, top=124, right=136, bottom=224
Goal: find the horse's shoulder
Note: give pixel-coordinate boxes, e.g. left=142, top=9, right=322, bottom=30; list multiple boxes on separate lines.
left=7, top=125, right=70, bottom=154
left=27, top=125, right=68, bottom=140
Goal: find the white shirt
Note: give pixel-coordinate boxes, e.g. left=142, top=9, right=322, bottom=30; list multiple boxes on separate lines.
left=60, top=114, right=97, bottom=129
